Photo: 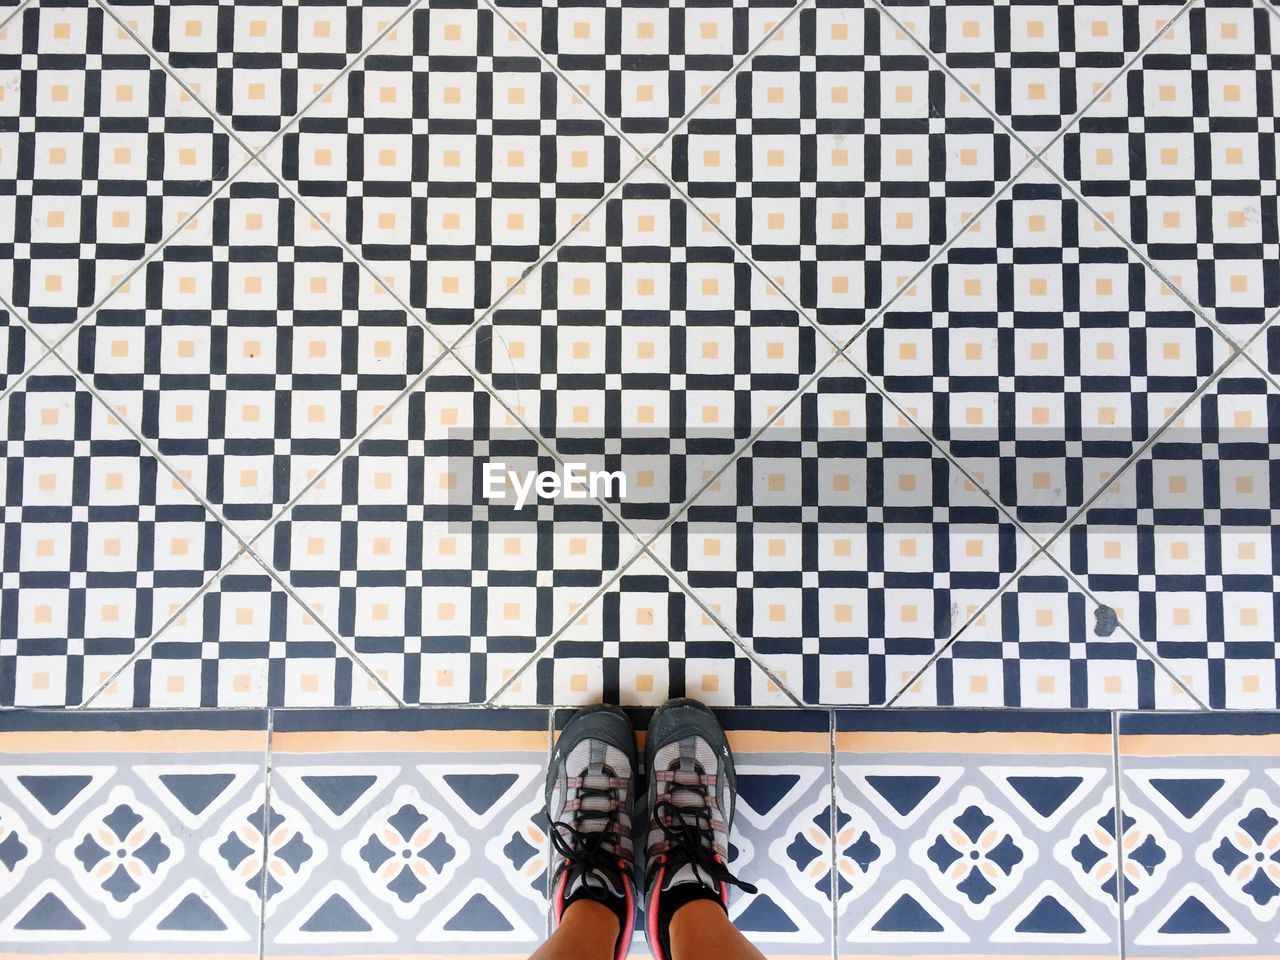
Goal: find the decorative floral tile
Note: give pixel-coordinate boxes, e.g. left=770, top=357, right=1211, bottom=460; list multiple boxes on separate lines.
left=836, top=709, right=1120, bottom=958
left=1045, top=0, right=1280, bottom=331
left=652, top=0, right=1015, bottom=344
left=56, top=158, right=440, bottom=538
left=1051, top=353, right=1280, bottom=709
left=0, top=709, right=269, bottom=956
left=262, top=708, right=551, bottom=958
left=651, top=353, right=1034, bottom=706
left=106, top=0, right=417, bottom=149
left=0, top=356, right=237, bottom=707
left=1119, top=711, right=1280, bottom=957
left=880, top=0, right=1189, bottom=150
left=259, top=1, right=634, bottom=326
left=848, top=160, right=1231, bottom=529
left=488, top=0, right=803, bottom=152
left=0, top=0, right=237, bottom=333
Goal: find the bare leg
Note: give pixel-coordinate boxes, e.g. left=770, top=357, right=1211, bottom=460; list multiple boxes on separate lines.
left=528, top=899, right=620, bottom=960
left=669, top=898, right=768, bottom=960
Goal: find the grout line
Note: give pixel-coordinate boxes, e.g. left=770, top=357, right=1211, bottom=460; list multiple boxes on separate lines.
left=828, top=708, right=839, bottom=960
left=638, top=544, right=806, bottom=707
left=257, top=707, right=276, bottom=960
left=1112, top=711, right=1128, bottom=960
left=0, top=0, right=33, bottom=32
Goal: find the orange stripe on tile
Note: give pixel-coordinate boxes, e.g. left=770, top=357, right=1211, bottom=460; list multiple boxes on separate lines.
left=835, top=731, right=1111, bottom=756
left=0, top=730, right=266, bottom=753
left=1121, top=734, right=1280, bottom=757
left=726, top=730, right=829, bottom=754
left=272, top=729, right=549, bottom=754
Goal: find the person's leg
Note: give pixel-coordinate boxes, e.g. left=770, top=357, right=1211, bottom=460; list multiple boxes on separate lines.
left=528, top=898, right=620, bottom=960
left=667, top=898, right=768, bottom=960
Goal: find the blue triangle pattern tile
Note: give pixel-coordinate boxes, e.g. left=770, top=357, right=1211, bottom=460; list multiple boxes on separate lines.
left=157, top=773, right=237, bottom=817
left=873, top=892, right=944, bottom=933
left=16, top=775, right=93, bottom=817
left=1004, top=775, right=1084, bottom=820
left=16, top=892, right=85, bottom=932
left=864, top=775, right=940, bottom=818
left=300, top=775, right=380, bottom=818
left=1148, top=777, right=1226, bottom=822
left=1159, top=895, right=1231, bottom=936
left=157, top=893, right=227, bottom=932
left=737, top=773, right=802, bottom=818
left=443, top=892, right=515, bottom=933
left=301, top=893, right=374, bottom=934
left=1015, top=895, right=1087, bottom=935
left=441, top=773, right=520, bottom=818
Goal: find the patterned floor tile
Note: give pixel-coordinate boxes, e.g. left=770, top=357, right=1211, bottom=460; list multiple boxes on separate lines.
left=892, top=551, right=1200, bottom=710
left=457, top=160, right=832, bottom=536
left=0, top=355, right=237, bottom=707
left=271, top=354, right=645, bottom=705
left=651, top=353, right=1034, bottom=707
left=106, top=0, right=416, bottom=149
left=55, top=157, right=440, bottom=538
left=1119, top=712, right=1280, bottom=956
left=0, top=305, right=39, bottom=394
left=836, top=709, right=1120, bottom=958
left=0, top=0, right=238, bottom=334
left=83, top=552, right=398, bottom=709
left=0, top=710, right=269, bottom=956
left=258, top=0, right=634, bottom=327
left=497, top=552, right=796, bottom=707
left=881, top=0, right=1188, bottom=150
left=552, top=706, right=833, bottom=958
left=263, top=708, right=551, bottom=958
left=1045, top=0, right=1280, bottom=332
left=652, top=0, right=1016, bottom=343
left=849, top=160, right=1231, bottom=529
left=1052, top=353, right=1280, bottom=709
left=488, top=0, right=803, bottom=152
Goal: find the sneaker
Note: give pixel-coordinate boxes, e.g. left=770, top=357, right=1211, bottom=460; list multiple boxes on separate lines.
left=641, top=699, right=757, bottom=960
left=545, top=704, right=638, bottom=960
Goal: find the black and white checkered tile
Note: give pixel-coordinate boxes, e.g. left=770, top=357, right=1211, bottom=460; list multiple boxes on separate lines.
left=881, top=0, right=1190, bottom=149
left=56, top=158, right=436, bottom=537
left=458, top=160, right=831, bottom=534
left=2, top=0, right=1280, bottom=710
left=652, top=0, right=1016, bottom=345
left=268, top=353, right=649, bottom=704
left=0, top=0, right=239, bottom=333
left=106, top=0, right=417, bottom=149
left=85, top=550, right=398, bottom=708
left=849, top=161, right=1231, bottom=529
left=489, top=0, right=803, bottom=151
left=258, top=0, right=634, bottom=327
left=0, top=356, right=236, bottom=706
left=1050, top=351, right=1280, bottom=710
left=1045, top=0, right=1280, bottom=331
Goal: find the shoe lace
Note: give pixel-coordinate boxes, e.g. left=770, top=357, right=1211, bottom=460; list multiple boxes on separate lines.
left=645, top=795, right=758, bottom=896
left=551, top=773, right=626, bottom=894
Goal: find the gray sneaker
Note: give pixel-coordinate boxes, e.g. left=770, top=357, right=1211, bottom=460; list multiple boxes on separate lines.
left=641, top=699, right=757, bottom=960
left=545, top=704, right=637, bottom=960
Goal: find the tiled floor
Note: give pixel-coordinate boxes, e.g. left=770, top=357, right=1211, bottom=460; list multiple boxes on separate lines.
left=2, top=0, right=1280, bottom=711
left=3, top=707, right=1279, bottom=959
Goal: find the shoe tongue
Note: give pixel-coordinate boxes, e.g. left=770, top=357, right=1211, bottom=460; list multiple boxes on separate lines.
left=662, top=862, right=712, bottom=892
left=568, top=864, right=625, bottom=901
